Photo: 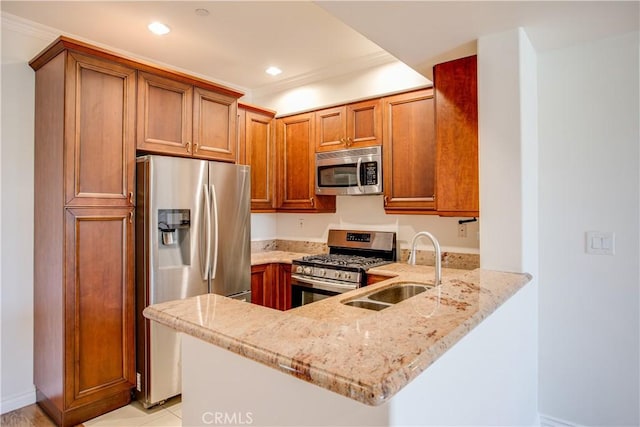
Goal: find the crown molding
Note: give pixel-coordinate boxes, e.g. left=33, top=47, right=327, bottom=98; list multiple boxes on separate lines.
left=251, top=50, right=398, bottom=99
left=1, top=12, right=58, bottom=41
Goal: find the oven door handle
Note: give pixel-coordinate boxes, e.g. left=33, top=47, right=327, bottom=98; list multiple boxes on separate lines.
left=291, top=274, right=358, bottom=293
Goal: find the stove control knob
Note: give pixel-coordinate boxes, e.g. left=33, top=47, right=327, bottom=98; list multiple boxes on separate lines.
left=343, top=272, right=352, bottom=281
left=295, top=266, right=304, bottom=274
left=303, top=266, right=312, bottom=275
left=317, top=268, right=326, bottom=277
left=333, top=271, right=342, bottom=280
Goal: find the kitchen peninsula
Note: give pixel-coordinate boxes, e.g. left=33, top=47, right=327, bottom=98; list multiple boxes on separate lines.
left=144, top=262, right=535, bottom=426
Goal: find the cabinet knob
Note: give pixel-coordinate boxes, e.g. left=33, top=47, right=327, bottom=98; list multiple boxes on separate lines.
left=346, top=137, right=353, bottom=146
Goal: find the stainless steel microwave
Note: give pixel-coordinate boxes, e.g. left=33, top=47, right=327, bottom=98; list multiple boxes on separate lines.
left=315, top=146, right=382, bottom=195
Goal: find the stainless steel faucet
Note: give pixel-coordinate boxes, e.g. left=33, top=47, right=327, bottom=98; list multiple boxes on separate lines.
left=407, top=231, right=441, bottom=286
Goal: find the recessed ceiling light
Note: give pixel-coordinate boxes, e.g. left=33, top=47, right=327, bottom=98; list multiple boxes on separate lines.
left=148, top=22, right=170, bottom=35
left=265, top=66, right=282, bottom=76
left=195, top=8, right=210, bottom=16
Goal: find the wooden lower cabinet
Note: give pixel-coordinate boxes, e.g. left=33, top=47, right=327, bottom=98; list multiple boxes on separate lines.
left=366, top=273, right=393, bottom=286
left=35, top=208, right=135, bottom=427
left=251, top=263, right=291, bottom=311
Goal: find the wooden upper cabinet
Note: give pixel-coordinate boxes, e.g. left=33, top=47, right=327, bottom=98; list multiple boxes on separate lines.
left=65, top=52, right=136, bottom=207
left=434, top=55, right=479, bottom=216
left=137, top=71, right=193, bottom=156
left=276, top=113, right=335, bottom=212
left=315, top=106, right=346, bottom=151
left=346, top=98, right=382, bottom=148
left=137, top=72, right=239, bottom=162
left=192, top=87, right=237, bottom=162
left=315, top=98, right=382, bottom=152
left=239, top=103, right=276, bottom=212
left=382, top=88, right=436, bottom=214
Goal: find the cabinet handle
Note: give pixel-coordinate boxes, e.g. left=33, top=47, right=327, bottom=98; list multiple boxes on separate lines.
left=384, top=196, right=388, bottom=206
left=186, top=141, right=192, bottom=152
left=194, top=143, right=199, bottom=153
left=310, top=197, right=315, bottom=207
left=347, top=137, right=353, bottom=147
left=128, top=192, right=133, bottom=205
left=340, top=137, right=346, bottom=144
left=129, top=211, right=133, bottom=224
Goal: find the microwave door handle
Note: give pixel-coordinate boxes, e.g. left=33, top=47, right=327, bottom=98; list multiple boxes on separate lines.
left=356, top=158, right=364, bottom=192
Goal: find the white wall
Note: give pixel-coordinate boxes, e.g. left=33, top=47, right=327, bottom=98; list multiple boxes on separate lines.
left=269, top=196, right=480, bottom=255
left=537, top=31, right=639, bottom=426
left=478, top=28, right=539, bottom=274
left=0, top=21, right=53, bottom=413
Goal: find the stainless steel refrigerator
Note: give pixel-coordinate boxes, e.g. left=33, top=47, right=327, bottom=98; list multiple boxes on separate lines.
left=135, top=155, right=251, bottom=408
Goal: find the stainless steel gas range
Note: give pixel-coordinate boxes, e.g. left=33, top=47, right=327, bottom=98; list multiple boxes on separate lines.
left=291, top=229, right=396, bottom=307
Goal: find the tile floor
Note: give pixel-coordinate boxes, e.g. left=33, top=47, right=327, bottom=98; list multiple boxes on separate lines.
left=85, top=397, right=182, bottom=426
left=0, top=397, right=182, bottom=427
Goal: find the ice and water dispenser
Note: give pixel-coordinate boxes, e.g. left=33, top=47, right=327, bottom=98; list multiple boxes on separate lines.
left=157, top=209, right=191, bottom=266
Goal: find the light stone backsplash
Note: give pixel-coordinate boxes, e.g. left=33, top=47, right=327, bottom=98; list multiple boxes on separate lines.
left=252, top=240, right=479, bottom=270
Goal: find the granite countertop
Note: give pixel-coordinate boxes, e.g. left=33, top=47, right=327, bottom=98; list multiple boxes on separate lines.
left=144, top=254, right=531, bottom=406
left=250, top=250, right=309, bottom=265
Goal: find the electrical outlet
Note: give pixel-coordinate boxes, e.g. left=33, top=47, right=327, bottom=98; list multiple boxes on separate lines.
left=458, top=223, right=467, bottom=238
left=298, top=218, right=304, bottom=228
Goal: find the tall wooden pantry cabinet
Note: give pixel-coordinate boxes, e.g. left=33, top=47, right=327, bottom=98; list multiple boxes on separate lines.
left=30, top=38, right=136, bottom=426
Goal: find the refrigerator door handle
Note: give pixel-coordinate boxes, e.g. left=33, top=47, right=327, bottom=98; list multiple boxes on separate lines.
left=210, top=184, right=219, bottom=280
left=200, top=184, right=212, bottom=280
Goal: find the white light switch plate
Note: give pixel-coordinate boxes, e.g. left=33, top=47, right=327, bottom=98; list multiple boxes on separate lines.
left=586, top=231, right=615, bottom=255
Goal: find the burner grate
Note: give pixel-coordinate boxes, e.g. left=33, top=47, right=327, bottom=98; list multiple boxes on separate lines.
left=299, top=253, right=390, bottom=269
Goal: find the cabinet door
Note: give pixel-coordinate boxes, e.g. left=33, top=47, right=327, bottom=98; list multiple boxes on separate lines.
left=64, top=52, right=135, bottom=207
left=346, top=98, right=382, bottom=148
left=434, top=56, right=479, bottom=216
left=315, top=106, right=346, bottom=152
left=137, top=71, right=193, bottom=156
left=64, top=207, right=135, bottom=409
left=382, top=89, right=436, bottom=213
left=192, top=87, right=237, bottom=162
left=276, top=264, right=292, bottom=311
left=243, top=110, right=276, bottom=211
left=276, top=113, right=335, bottom=212
left=251, top=264, right=275, bottom=307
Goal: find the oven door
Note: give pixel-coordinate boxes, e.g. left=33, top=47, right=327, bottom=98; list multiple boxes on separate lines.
left=290, top=274, right=357, bottom=307
left=315, top=146, right=382, bottom=195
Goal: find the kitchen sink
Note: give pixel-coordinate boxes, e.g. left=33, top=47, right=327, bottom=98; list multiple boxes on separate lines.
left=367, top=283, right=432, bottom=304
left=342, top=281, right=434, bottom=311
left=343, top=300, right=391, bottom=311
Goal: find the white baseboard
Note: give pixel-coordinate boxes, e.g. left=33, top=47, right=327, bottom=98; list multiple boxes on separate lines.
left=540, top=413, right=582, bottom=427
left=1, top=387, right=36, bottom=415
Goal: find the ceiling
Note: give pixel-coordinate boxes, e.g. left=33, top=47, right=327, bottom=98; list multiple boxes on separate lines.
left=2, top=1, right=638, bottom=97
